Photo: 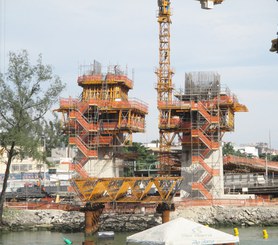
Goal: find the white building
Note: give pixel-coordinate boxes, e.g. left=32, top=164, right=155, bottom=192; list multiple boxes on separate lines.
left=234, top=145, right=259, bottom=157
left=0, top=147, right=74, bottom=192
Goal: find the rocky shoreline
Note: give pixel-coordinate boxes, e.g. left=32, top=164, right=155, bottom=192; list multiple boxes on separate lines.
left=171, top=205, right=278, bottom=227
left=2, top=205, right=278, bottom=232
left=1, top=209, right=85, bottom=232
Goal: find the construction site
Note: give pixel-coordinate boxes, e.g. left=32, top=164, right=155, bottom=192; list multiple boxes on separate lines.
left=57, top=61, right=148, bottom=178
left=52, top=0, right=278, bottom=236
left=57, top=0, right=246, bottom=199
left=2, top=1, right=278, bottom=245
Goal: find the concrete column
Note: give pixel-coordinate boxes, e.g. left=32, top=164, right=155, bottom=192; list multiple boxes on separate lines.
left=84, top=206, right=104, bottom=235
left=82, top=241, right=95, bottom=245
left=85, top=211, right=93, bottom=235
left=162, top=210, right=170, bottom=223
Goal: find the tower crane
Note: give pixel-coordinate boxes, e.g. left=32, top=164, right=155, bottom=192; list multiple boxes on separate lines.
left=155, top=0, right=223, bottom=101
left=199, top=0, right=224, bottom=9
left=155, top=0, right=224, bottom=172
left=270, top=38, right=278, bottom=53
left=270, top=0, right=278, bottom=53
left=270, top=22, right=278, bottom=53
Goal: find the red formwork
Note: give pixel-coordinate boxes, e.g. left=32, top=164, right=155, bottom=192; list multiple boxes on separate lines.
left=175, top=197, right=278, bottom=208
left=77, top=74, right=134, bottom=89
left=224, top=155, right=278, bottom=172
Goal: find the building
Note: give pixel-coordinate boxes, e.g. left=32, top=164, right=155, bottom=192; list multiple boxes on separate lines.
left=234, top=145, right=259, bottom=157
left=0, top=147, right=75, bottom=192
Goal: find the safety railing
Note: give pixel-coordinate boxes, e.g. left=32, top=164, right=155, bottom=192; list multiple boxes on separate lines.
left=59, top=97, right=79, bottom=108
left=77, top=74, right=134, bottom=89
left=224, top=155, right=278, bottom=170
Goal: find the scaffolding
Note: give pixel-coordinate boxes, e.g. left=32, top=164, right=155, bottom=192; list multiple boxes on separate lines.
left=184, top=72, right=247, bottom=199
left=156, top=71, right=247, bottom=199
left=57, top=61, right=148, bottom=177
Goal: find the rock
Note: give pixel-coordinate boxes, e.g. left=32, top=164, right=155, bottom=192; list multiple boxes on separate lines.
left=172, top=205, right=278, bottom=227
left=2, top=205, right=278, bottom=232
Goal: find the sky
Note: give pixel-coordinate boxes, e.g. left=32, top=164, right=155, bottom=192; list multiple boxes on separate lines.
left=0, top=0, right=278, bottom=149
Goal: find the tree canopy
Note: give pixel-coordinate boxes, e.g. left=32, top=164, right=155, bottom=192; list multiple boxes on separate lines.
left=0, top=50, right=65, bottom=224
left=122, top=142, right=157, bottom=176
left=222, top=142, right=254, bottom=158
left=41, top=113, right=68, bottom=158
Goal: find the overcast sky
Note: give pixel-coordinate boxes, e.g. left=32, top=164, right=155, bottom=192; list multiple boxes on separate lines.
left=0, top=0, right=278, bottom=148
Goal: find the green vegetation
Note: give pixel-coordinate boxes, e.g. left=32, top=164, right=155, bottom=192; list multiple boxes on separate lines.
left=223, top=142, right=278, bottom=160
left=259, top=153, right=278, bottom=162
left=122, top=142, right=157, bottom=176
left=42, top=113, right=68, bottom=158
left=222, top=142, right=253, bottom=158
left=0, top=50, right=65, bottom=224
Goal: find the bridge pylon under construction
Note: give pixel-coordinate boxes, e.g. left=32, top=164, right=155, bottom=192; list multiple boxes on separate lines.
left=155, top=1, right=247, bottom=200
left=57, top=61, right=148, bottom=177
left=158, top=71, right=248, bottom=199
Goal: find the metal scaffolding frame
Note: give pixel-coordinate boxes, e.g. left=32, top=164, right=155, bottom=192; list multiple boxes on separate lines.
left=57, top=62, right=148, bottom=177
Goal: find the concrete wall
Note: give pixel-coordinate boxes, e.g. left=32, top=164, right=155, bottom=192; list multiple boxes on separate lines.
left=180, top=146, right=224, bottom=199
left=84, top=158, right=124, bottom=177
left=206, top=148, right=224, bottom=198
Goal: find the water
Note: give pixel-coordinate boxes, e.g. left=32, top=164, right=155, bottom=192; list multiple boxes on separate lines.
left=220, top=226, right=278, bottom=245
left=1, top=227, right=278, bottom=245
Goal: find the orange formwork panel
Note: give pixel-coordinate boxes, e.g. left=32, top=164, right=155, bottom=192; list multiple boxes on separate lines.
left=59, top=98, right=79, bottom=109
left=91, top=135, right=113, bottom=145
left=78, top=74, right=133, bottom=89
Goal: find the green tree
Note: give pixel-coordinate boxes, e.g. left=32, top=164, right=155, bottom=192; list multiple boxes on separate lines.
left=222, top=142, right=253, bottom=158
left=271, top=155, right=278, bottom=161
left=259, top=153, right=277, bottom=161
left=0, top=50, right=65, bottom=224
left=42, top=113, right=68, bottom=158
left=123, top=142, right=157, bottom=173
left=222, top=142, right=236, bottom=156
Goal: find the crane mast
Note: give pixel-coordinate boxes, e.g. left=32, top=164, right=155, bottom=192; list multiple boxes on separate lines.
left=156, top=0, right=175, bottom=173
left=156, top=0, right=173, bottom=102
left=155, top=0, right=226, bottom=174
left=155, top=1, right=223, bottom=102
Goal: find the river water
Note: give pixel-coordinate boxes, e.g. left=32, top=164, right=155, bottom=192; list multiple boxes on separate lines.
left=1, top=226, right=278, bottom=245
